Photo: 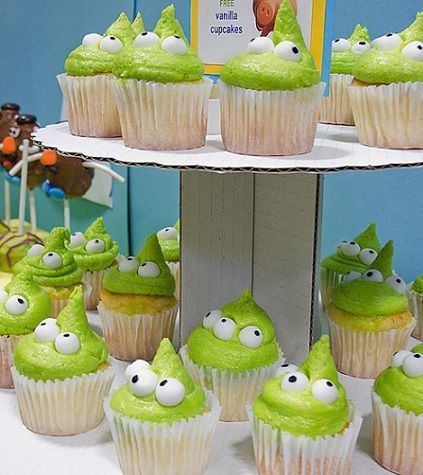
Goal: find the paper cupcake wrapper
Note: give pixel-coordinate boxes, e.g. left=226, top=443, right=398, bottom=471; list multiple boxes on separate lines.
left=320, top=74, right=354, bottom=126
left=249, top=404, right=362, bottom=475
left=167, top=261, right=180, bottom=300
left=219, top=81, right=325, bottom=156
left=328, top=318, right=416, bottom=379
left=372, top=391, right=423, bottom=475
left=110, top=78, right=213, bottom=151
left=349, top=81, right=423, bottom=149
left=0, top=334, right=22, bottom=389
left=57, top=73, right=121, bottom=138
left=180, top=344, right=283, bottom=422
left=98, top=302, right=179, bottom=361
left=11, top=364, right=114, bottom=435
left=104, top=389, right=221, bottom=475
left=320, top=268, right=345, bottom=313
left=408, top=289, right=423, bottom=341
left=44, top=284, right=91, bottom=318
left=83, top=269, right=106, bottom=311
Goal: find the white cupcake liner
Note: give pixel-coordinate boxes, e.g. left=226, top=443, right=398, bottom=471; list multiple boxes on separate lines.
left=167, top=261, right=180, bottom=300
left=320, top=74, right=354, bottom=126
left=372, top=390, right=423, bottom=475
left=320, top=268, right=345, bottom=313
left=110, top=78, right=213, bottom=151
left=219, top=81, right=325, bottom=156
left=11, top=364, right=115, bottom=435
left=180, top=344, right=283, bottom=422
left=249, top=404, right=362, bottom=475
left=104, top=389, right=221, bottom=475
left=409, top=289, right=423, bottom=341
left=57, top=73, right=121, bottom=138
left=45, top=283, right=92, bottom=318
left=83, top=269, right=106, bottom=311
left=349, top=81, right=423, bottom=149
left=98, top=302, right=178, bottom=361
left=0, top=334, right=21, bottom=389
left=328, top=317, right=416, bottom=379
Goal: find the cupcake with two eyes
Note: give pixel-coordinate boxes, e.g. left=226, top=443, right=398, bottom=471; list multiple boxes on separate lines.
left=105, top=338, right=220, bottom=475
left=157, top=219, right=180, bottom=299
left=328, top=240, right=415, bottom=378
left=180, top=290, right=281, bottom=421
left=250, top=335, right=362, bottom=475
left=409, top=274, right=423, bottom=340
left=12, top=286, right=114, bottom=435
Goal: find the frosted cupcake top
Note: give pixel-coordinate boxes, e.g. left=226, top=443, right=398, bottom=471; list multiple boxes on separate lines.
left=157, top=219, right=180, bottom=262
left=331, top=24, right=371, bottom=75
left=187, top=290, right=279, bottom=371
left=220, top=0, right=320, bottom=91
left=412, top=275, right=423, bottom=293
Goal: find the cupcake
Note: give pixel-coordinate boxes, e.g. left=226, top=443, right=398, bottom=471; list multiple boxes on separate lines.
left=320, top=25, right=371, bottom=125
left=105, top=338, right=220, bottom=475
left=180, top=290, right=281, bottom=421
left=250, top=335, right=362, bottom=475
left=157, top=219, right=180, bottom=299
left=58, top=13, right=143, bottom=137
left=409, top=275, right=423, bottom=340
left=68, top=217, right=119, bottom=310
left=349, top=13, right=423, bottom=149
left=98, top=234, right=178, bottom=361
left=0, top=271, right=51, bottom=388
left=320, top=222, right=381, bottom=312
left=372, top=344, right=423, bottom=474
left=111, top=4, right=212, bottom=151
left=12, top=286, right=114, bottom=435
left=219, top=0, right=324, bottom=156
left=328, top=240, right=415, bottom=378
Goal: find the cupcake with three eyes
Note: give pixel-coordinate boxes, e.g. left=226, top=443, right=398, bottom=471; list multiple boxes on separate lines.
left=320, top=222, right=381, bottom=312
left=98, top=234, right=177, bottom=361
left=157, top=219, right=180, bottom=299
left=250, top=335, right=362, bottom=475
left=180, top=290, right=281, bottom=421
left=0, top=271, right=51, bottom=388
left=320, top=25, right=371, bottom=125
left=409, top=274, right=423, bottom=340
left=105, top=338, right=220, bottom=475
left=328, top=240, right=415, bottom=378
left=68, top=217, right=119, bottom=310
left=12, top=286, right=114, bottom=435
left=111, top=4, right=212, bottom=150
left=372, top=344, right=423, bottom=475
left=349, top=12, right=423, bottom=149
left=219, top=0, right=324, bottom=156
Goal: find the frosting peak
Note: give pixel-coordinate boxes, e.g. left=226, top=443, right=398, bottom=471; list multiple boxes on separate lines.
left=132, top=13, right=145, bottom=36
left=331, top=25, right=371, bottom=75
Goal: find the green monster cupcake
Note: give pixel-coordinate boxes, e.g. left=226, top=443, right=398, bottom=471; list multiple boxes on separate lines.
left=180, top=289, right=281, bottom=421
left=11, top=286, right=114, bottom=435
left=409, top=274, right=423, bottom=340
left=105, top=338, right=220, bottom=475
left=250, top=336, right=362, bottom=475
left=350, top=12, right=423, bottom=149
left=0, top=271, right=51, bottom=389
left=320, top=25, right=371, bottom=125
left=157, top=219, right=180, bottom=299
left=328, top=240, right=414, bottom=378
left=372, top=344, right=423, bottom=474
left=98, top=234, right=177, bottom=361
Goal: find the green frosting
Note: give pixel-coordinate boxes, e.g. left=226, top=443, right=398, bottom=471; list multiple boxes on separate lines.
left=157, top=219, right=180, bottom=262
left=0, top=271, right=51, bottom=336
left=112, top=5, right=204, bottom=83
left=253, top=335, right=349, bottom=438
left=374, top=344, right=423, bottom=415
left=331, top=25, right=371, bottom=75
left=187, top=290, right=279, bottom=371
left=354, top=13, right=423, bottom=84
left=220, top=0, right=320, bottom=91
left=13, top=286, right=108, bottom=381
left=103, top=234, right=175, bottom=296
left=71, top=217, right=119, bottom=271
left=412, top=275, right=423, bottom=293
left=132, top=13, right=145, bottom=36
left=110, top=338, right=206, bottom=423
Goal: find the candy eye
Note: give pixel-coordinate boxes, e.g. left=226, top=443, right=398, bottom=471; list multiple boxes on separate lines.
left=359, top=248, right=378, bottom=265
left=402, top=353, right=423, bottom=377
left=118, top=256, right=139, bottom=272
left=0, top=289, right=7, bottom=303
left=54, top=332, right=80, bottom=354
left=161, top=36, right=187, bottom=55
left=332, top=38, right=351, bottom=52
left=85, top=238, right=105, bottom=254
left=157, top=227, right=178, bottom=241
left=9, top=127, right=20, bottom=138
left=371, top=33, right=401, bottom=51
left=402, top=41, right=423, bottom=61
left=125, top=359, right=151, bottom=382
left=385, top=275, right=407, bottom=293
left=155, top=378, right=186, bottom=407
left=338, top=241, right=360, bottom=257
left=391, top=350, right=412, bottom=368
left=134, top=31, right=160, bottom=48
left=4, top=295, right=28, bottom=315
left=138, top=261, right=161, bottom=278
left=274, top=363, right=299, bottom=378
left=34, top=318, right=60, bottom=342
left=343, top=271, right=361, bottom=283
left=281, top=371, right=309, bottom=392
left=27, top=243, right=44, bottom=258
left=202, top=309, right=222, bottom=329
left=82, top=32, right=102, bottom=47
left=246, top=36, right=274, bottom=54
left=351, top=41, right=371, bottom=55
left=311, top=379, right=339, bottom=404
left=100, top=35, right=123, bottom=54
left=42, top=252, right=62, bottom=269
left=238, top=325, right=264, bottom=348
left=362, top=269, right=383, bottom=283
left=213, top=317, right=236, bottom=341
left=130, top=369, right=158, bottom=397
left=275, top=41, right=302, bottom=62
left=68, top=232, right=85, bottom=249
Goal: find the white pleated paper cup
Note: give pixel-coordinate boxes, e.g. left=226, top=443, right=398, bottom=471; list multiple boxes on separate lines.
left=180, top=345, right=282, bottom=422
left=349, top=81, right=423, bottom=149
left=104, top=389, right=221, bottom=475
left=328, top=318, right=416, bottom=379
left=0, top=334, right=21, bottom=389
left=409, top=289, right=423, bottom=341
left=320, top=268, right=344, bottom=313
left=57, top=73, right=121, bottom=138
left=11, top=364, right=114, bottom=435
left=219, top=81, right=325, bottom=156
left=249, top=404, right=362, bottom=475
left=372, top=391, right=423, bottom=475
left=98, top=302, right=178, bottom=361
left=167, top=261, right=180, bottom=300
left=110, top=77, right=213, bottom=151
left=320, top=74, right=354, bottom=126
left=83, top=269, right=106, bottom=311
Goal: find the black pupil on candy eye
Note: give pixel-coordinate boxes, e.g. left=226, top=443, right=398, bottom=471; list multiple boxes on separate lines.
left=414, top=354, right=421, bottom=359
left=359, top=41, right=366, bottom=45
left=350, top=241, right=355, bottom=245
left=396, top=279, right=401, bottom=283
left=48, top=253, right=53, bottom=257
left=160, top=380, right=168, bottom=386
left=418, top=45, right=423, bottom=50
left=334, top=39, right=340, bottom=43
left=63, top=334, right=70, bottom=337
left=281, top=364, right=289, bottom=367
left=17, top=298, right=24, bottom=304
left=141, top=263, right=146, bottom=267
left=141, top=32, right=148, bottom=36
left=367, top=272, right=373, bottom=277
left=41, top=322, right=46, bottom=326
left=369, top=250, right=374, bottom=254
left=292, top=46, right=299, bottom=54
left=132, top=375, right=139, bottom=383
left=254, top=330, right=260, bottom=336
left=288, top=375, right=297, bottom=383
left=174, top=35, right=180, bottom=39
left=206, top=312, right=211, bottom=318
left=110, top=36, right=116, bottom=40
left=95, top=239, right=99, bottom=243
left=326, top=381, right=333, bottom=387
left=221, top=318, right=227, bottom=323
left=386, top=33, right=393, bottom=37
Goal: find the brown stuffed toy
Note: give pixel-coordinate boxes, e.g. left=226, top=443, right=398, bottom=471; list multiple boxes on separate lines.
left=252, top=0, right=297, bottom=36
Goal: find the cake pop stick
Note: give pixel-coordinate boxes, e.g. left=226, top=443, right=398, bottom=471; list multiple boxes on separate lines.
left=29, top=189, right=37, bottom=234
left=64, top=199, right=71, bottom=230
left=18, top=139, right=30, bottom=235
left=4, top=181, right=10, bottom=224
left=82, top=162, right=125, bottom=183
